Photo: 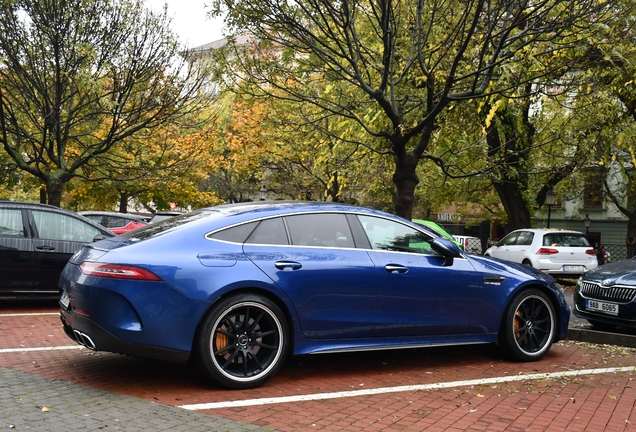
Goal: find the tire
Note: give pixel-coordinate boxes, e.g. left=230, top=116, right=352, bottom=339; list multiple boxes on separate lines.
left=195, top=293, right=288, bottom=389
left=522, top=260, right=533, bottom=268
left=500, top=289, right=555, bottom=361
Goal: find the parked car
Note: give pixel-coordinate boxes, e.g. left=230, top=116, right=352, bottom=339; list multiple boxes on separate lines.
left=149, top=211, right=183, bottom=224
left=0, top=201, right=114, bottom=295
left=59, top=201, right=569, bottom=389
left=484, top=228, right=597, bottom=277
left=573, top=255, right=636, bottom=330
left=453, top=235, right=483, bottom=254
left=79, top=211, right=148, bottom=235
left=412, top=219, right=463, bottom=250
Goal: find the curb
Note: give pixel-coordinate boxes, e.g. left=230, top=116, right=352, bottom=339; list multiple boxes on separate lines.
left=567, top=326, right=636, bottom=349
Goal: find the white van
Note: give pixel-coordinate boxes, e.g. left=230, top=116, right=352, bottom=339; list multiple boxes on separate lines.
left=452, top=235, right=483, bottom=254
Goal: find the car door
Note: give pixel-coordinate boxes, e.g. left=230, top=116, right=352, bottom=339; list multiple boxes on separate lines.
left=0, top=207, right=35, bottom=292
left=243, top=213, right=378, bottom=339
left=506, top=231, right=534, bottom=264
left=355, top=215, right=482, bottom=337
left=29, top=209, right=107, bottom=293
left=488, top=232, right=520, bottom=261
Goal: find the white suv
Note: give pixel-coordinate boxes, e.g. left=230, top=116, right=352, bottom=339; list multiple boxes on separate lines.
left=484, top=228, right=597, bottom=277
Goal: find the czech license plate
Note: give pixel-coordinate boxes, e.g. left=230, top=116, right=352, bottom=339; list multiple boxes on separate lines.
left=60, top=291, right=70, bottom=308
left=586, top=299, right=618, bottom=315
left=564, top=265, right=585, bottom=272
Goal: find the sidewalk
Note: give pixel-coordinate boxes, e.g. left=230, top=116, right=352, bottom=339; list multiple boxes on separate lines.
left=0, top=366, right=275, bottom=431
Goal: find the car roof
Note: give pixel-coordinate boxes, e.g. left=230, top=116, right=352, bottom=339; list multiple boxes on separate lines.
left=508, top=228, right=585, bottom=235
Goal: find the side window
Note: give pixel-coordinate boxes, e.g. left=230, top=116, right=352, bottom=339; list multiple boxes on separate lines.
left=0, top=209, right=26, bottom=237
left=499, top=232, right=519, bottom=246
left=209, top=221, right=258, bottom=243
left=357, top=215, right=436, bottom=255
left=516, top=231, right=534, bottom=246
left=286, top=213, right=354, bottom=248
left=32, top=210, right=103, bottom=242
left=246, top=218, right=288, bottom=245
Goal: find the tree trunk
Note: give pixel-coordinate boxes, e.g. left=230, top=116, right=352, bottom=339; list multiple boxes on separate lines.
left=392, top=152, right=419, bottom=220
left=492, top=181, right=532, bottom=232
left=46, top=179, right=63, bottom=208
left=118, top=191, right=129, bottom=213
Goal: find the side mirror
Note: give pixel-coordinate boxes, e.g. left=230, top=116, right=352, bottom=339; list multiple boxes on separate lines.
left=430, top=238, right=462, bottom=266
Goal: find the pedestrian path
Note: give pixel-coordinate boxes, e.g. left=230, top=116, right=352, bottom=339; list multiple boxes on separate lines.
left=0, top=367, right=275, bottom=431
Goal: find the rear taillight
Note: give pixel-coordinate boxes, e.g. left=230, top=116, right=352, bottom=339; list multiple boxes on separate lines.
left=79, top=262, right=162, bottom=281
left=536, top=248, right=559, bottom=255
left=585, top=249, right=596, bottom=255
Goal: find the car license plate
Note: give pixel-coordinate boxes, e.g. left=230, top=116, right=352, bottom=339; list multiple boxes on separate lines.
left=60, top=291, right=70, bottom=308
left=563, top=265, right=585, bottom=272
left=586, top=299, right=618, bottom=315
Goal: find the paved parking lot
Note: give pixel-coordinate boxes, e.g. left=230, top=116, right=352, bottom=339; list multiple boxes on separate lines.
left=2, top=296, right=636, bottom=431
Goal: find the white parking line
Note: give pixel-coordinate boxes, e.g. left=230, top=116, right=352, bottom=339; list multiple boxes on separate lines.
left=0, top=313, right=59, bottom=317
left=178, top=366, right=636, bottom=410
left=0, top=346, right=83, bottom=353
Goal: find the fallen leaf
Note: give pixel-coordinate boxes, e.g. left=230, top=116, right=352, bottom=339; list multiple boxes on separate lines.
left=42, top=407, right=50, bottom=413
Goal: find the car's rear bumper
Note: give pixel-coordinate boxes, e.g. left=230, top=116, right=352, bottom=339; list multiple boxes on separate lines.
left=60, top=306, right=190, bottom=363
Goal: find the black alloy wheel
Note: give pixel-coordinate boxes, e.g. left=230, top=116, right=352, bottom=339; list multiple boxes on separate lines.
left=500, top=289, right=556, bottom=361
left=196, top=294, right=288, bottom=389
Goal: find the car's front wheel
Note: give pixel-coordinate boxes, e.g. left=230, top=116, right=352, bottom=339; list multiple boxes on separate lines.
left=195, top=294, right=288, bottom=389
left=500, top=289, right=555, bottom=361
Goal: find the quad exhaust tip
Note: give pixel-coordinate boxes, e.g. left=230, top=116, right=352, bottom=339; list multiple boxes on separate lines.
left=73, top=330, right=96, bottom=350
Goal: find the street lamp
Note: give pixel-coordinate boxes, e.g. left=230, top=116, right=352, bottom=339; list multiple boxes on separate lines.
left=259, top=185, right=267, bottom=201
left=584, top=214, right=591, bottom=238
left=545, top=188, right=556, bottom=228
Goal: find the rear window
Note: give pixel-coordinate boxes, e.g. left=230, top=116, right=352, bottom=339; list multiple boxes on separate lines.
left=123, top=211, right=209, bottom=239
left=543, top=233, right=591, bottom=247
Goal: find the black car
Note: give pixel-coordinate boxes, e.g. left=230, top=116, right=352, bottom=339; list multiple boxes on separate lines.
left=0, top=201, right=114, bottom=295
left=573, top=256, right=636, bottom=330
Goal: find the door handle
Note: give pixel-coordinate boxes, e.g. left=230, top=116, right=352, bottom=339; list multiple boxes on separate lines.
left=484, top=275, right=506, bottom=285
left=274, top=261, right=302, bottom=271
left=36, top=245, right=56, bottom=251
left=385, top=264, right=408, bottom=274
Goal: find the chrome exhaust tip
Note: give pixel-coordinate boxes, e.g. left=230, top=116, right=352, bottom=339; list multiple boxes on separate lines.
left=73, top=330, right=96, bottom=350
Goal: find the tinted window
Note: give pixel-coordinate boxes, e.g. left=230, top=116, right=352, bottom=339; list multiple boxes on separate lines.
left=543, top=233, right=591, bottom=247
left=245, top=218, right=288, bottom=245
left=0, top=209, right=26, bottom=237
left=286, top=214, right=354, bottom=248
left=516, top=231, right=534, bottom=246
left=357, top=215, right=436, bottom=254
left=210, top=221, right=258, bottom=243
left=32, top=210, right=103, bottom=242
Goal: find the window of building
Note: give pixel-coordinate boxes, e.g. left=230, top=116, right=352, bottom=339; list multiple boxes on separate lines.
left=583, top=170, right=604, bottom=209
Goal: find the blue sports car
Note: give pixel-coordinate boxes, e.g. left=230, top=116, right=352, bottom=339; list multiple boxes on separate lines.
left=59, top=202, right=570, bottom=389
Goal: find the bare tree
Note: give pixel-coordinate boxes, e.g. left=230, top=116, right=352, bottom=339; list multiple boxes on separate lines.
left=0, top=0, right=211, bottom=207
left=209, top=0, right=614, bottom=219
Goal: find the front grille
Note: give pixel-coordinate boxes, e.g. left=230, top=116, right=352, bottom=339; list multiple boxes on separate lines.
left=579, top=281, right=636, bottom=304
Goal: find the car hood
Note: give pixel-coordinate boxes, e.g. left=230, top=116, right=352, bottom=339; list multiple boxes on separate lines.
left=582, top=259, right=636, bottom=285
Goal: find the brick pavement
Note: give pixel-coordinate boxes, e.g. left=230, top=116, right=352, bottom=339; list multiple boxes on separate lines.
left=2, top=299, right=636, bottom=431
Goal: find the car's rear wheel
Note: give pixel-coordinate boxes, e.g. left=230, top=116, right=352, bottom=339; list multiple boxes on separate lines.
left=196, top=294, right=288, bottom=389
left=522, top=260, right=533, bottom=267
left=500, top=289, right=555, bottom=361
